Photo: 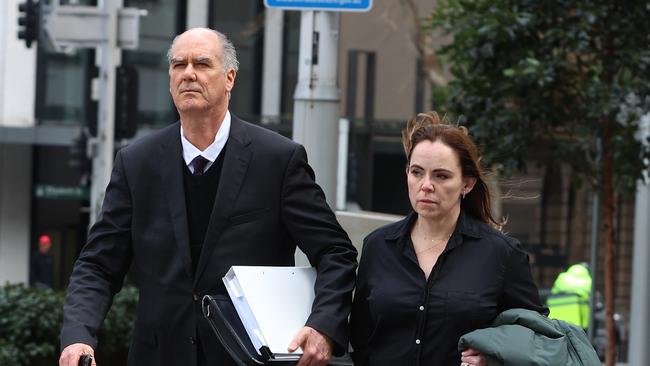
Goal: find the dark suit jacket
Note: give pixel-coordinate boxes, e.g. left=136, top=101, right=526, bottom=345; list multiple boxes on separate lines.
left=61, top=116, right=358, bottom=365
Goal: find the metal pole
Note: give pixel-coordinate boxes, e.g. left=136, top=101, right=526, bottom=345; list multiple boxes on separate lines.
left=337, top=118, right=349, bottom=211
left=292, top=10, right=341, bottom=266
left=587, top=136, right=603, bottom=342
left=261, top=7, right=284, bottom=124
left=628, top=114, right=650, bottom=364
left=89, top=0, right=122, bottom=225
left=587, top=192, right=600, bottom=342
left=292, top=10, right=340, bottom=209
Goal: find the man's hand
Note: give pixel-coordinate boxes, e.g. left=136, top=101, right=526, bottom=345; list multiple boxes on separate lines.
left=59, top=343, right=96, bottom=366
left=288, top=326, right=333, bottom=366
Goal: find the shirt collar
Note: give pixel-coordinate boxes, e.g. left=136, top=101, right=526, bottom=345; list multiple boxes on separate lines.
left=180, top=110, right=231, bottom=167
left=386, top=209, right=483, bottom=246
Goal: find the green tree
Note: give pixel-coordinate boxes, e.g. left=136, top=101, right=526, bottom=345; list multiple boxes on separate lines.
left=429, top=1, right=650, bottom=364
left=0, top=284, right=63, bottom=366
left=0, top=284, right=138, bottom=366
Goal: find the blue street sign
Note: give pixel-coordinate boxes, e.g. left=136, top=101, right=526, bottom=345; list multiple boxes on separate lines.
left=264, top=0, right=372, bottom=12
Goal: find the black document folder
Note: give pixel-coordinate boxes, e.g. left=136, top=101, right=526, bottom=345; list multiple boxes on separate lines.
left=202, top=294, right=297, bottom=365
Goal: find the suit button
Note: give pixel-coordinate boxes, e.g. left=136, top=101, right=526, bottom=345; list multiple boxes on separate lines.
left=193, top=293, right=200, bottom=301
left=189, top=336, right=196, bottom=345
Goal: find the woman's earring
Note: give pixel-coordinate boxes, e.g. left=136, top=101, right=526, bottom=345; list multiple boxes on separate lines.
left=462, top=190, right=466, bottom=199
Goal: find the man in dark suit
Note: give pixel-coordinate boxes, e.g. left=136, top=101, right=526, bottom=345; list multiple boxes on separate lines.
left=59, top=27, right=357, bottom=366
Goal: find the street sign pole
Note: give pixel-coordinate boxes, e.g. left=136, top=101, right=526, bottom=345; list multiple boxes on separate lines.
left=291, top=10, right=342, bottom=267
left=266, top=0, right=371, bottom=212
left=292, top=10, right=340, bottom=209
left=265, top=0, right=371, bottom=266
left=629, top=114, right=650, bottom=364
left=89, top=0, right=121, bottom=224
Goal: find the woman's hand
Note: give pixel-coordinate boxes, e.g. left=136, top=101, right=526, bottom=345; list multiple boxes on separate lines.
left=460, top=348, right=487, bottom=366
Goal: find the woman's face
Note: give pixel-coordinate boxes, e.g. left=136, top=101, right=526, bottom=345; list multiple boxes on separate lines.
left=406, top=140, right=474, bottom=220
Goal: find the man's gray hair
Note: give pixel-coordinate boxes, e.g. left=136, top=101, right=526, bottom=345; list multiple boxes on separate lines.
left=166, top=28, right=239, bottom=74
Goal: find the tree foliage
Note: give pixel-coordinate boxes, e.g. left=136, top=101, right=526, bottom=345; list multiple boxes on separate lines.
left=0, top=283, right=138, bottom=366
left=0, top=284, right=63, bottom=366
left=429, top=0, right=650, bottom=193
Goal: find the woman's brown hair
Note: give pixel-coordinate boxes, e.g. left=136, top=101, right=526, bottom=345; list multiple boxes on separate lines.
left=402, top=111, right=502, bottom=228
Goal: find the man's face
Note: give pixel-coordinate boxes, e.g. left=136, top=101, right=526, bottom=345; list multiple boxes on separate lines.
left=168, top=29, right=236, bottom=115
left=38, top=240, right=51, bottom=254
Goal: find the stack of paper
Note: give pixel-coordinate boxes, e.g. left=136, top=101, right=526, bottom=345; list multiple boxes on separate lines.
left=223, top=266, right=317, bottom=360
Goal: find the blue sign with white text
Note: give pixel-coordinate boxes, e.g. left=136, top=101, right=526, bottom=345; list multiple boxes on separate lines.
left=264, top=0, right=372, bottom=12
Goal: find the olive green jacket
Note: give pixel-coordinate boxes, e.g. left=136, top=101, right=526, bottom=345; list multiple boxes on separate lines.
left=458, top=308, right=600, bottom=366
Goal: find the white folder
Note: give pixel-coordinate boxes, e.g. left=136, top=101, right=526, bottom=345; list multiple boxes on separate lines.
left=222, top=266, right=317, bottom=360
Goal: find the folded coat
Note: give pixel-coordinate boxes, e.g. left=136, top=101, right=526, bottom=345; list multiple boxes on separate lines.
left=458, top=308, right=600, bottom=366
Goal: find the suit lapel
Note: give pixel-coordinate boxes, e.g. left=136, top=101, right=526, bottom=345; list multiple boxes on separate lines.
left=159, top=123, right=194, bottom=279
left=194, top=117, right=252, bottom=283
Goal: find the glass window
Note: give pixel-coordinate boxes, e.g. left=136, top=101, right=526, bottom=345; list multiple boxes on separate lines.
left=123, top=0, right=185, bottom=127
left=280, top=11, right=300, bottom=116
left=35, top=50, right=95, bottom=125
left=35, top=0, right=185, bottom=128
left=35, top=0, right=96, bottom=125
left=209, top=1, right=264, bottom=119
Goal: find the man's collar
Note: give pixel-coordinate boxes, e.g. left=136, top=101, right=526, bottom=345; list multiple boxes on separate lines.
left=180, top=110, right=231, bottom=165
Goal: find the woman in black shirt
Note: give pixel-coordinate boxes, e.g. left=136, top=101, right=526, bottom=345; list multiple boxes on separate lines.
left=350, top=112, right=547, bottom=366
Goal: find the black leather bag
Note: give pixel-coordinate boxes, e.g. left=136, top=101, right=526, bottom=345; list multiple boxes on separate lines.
left=201, top=294, right=296, bottom=366
left=202, top=294, right=353, bottom=366
left=78, top=354, right=93, bottom=366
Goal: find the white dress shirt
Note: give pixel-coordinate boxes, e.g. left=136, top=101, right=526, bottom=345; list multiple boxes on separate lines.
left=180, top=110, right=231, bottom=174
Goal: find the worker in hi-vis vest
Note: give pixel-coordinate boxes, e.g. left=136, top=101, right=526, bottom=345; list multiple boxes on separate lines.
left=547, top=263, right=592, bottom=329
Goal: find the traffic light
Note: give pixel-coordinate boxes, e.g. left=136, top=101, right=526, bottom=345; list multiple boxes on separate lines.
left=114, top=65, right=139, bottom=139
left=17, top=0, right=40, bottom=48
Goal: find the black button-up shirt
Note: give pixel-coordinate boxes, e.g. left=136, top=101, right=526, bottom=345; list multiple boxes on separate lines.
left=350, top=211, right=548, bottom=366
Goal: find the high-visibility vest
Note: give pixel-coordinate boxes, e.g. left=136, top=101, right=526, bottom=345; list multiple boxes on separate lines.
left=547, top=264, right=592, bottom=329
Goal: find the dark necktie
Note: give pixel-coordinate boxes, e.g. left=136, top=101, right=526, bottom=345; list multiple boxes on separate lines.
left=190, top=155, right=209, bottom=176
